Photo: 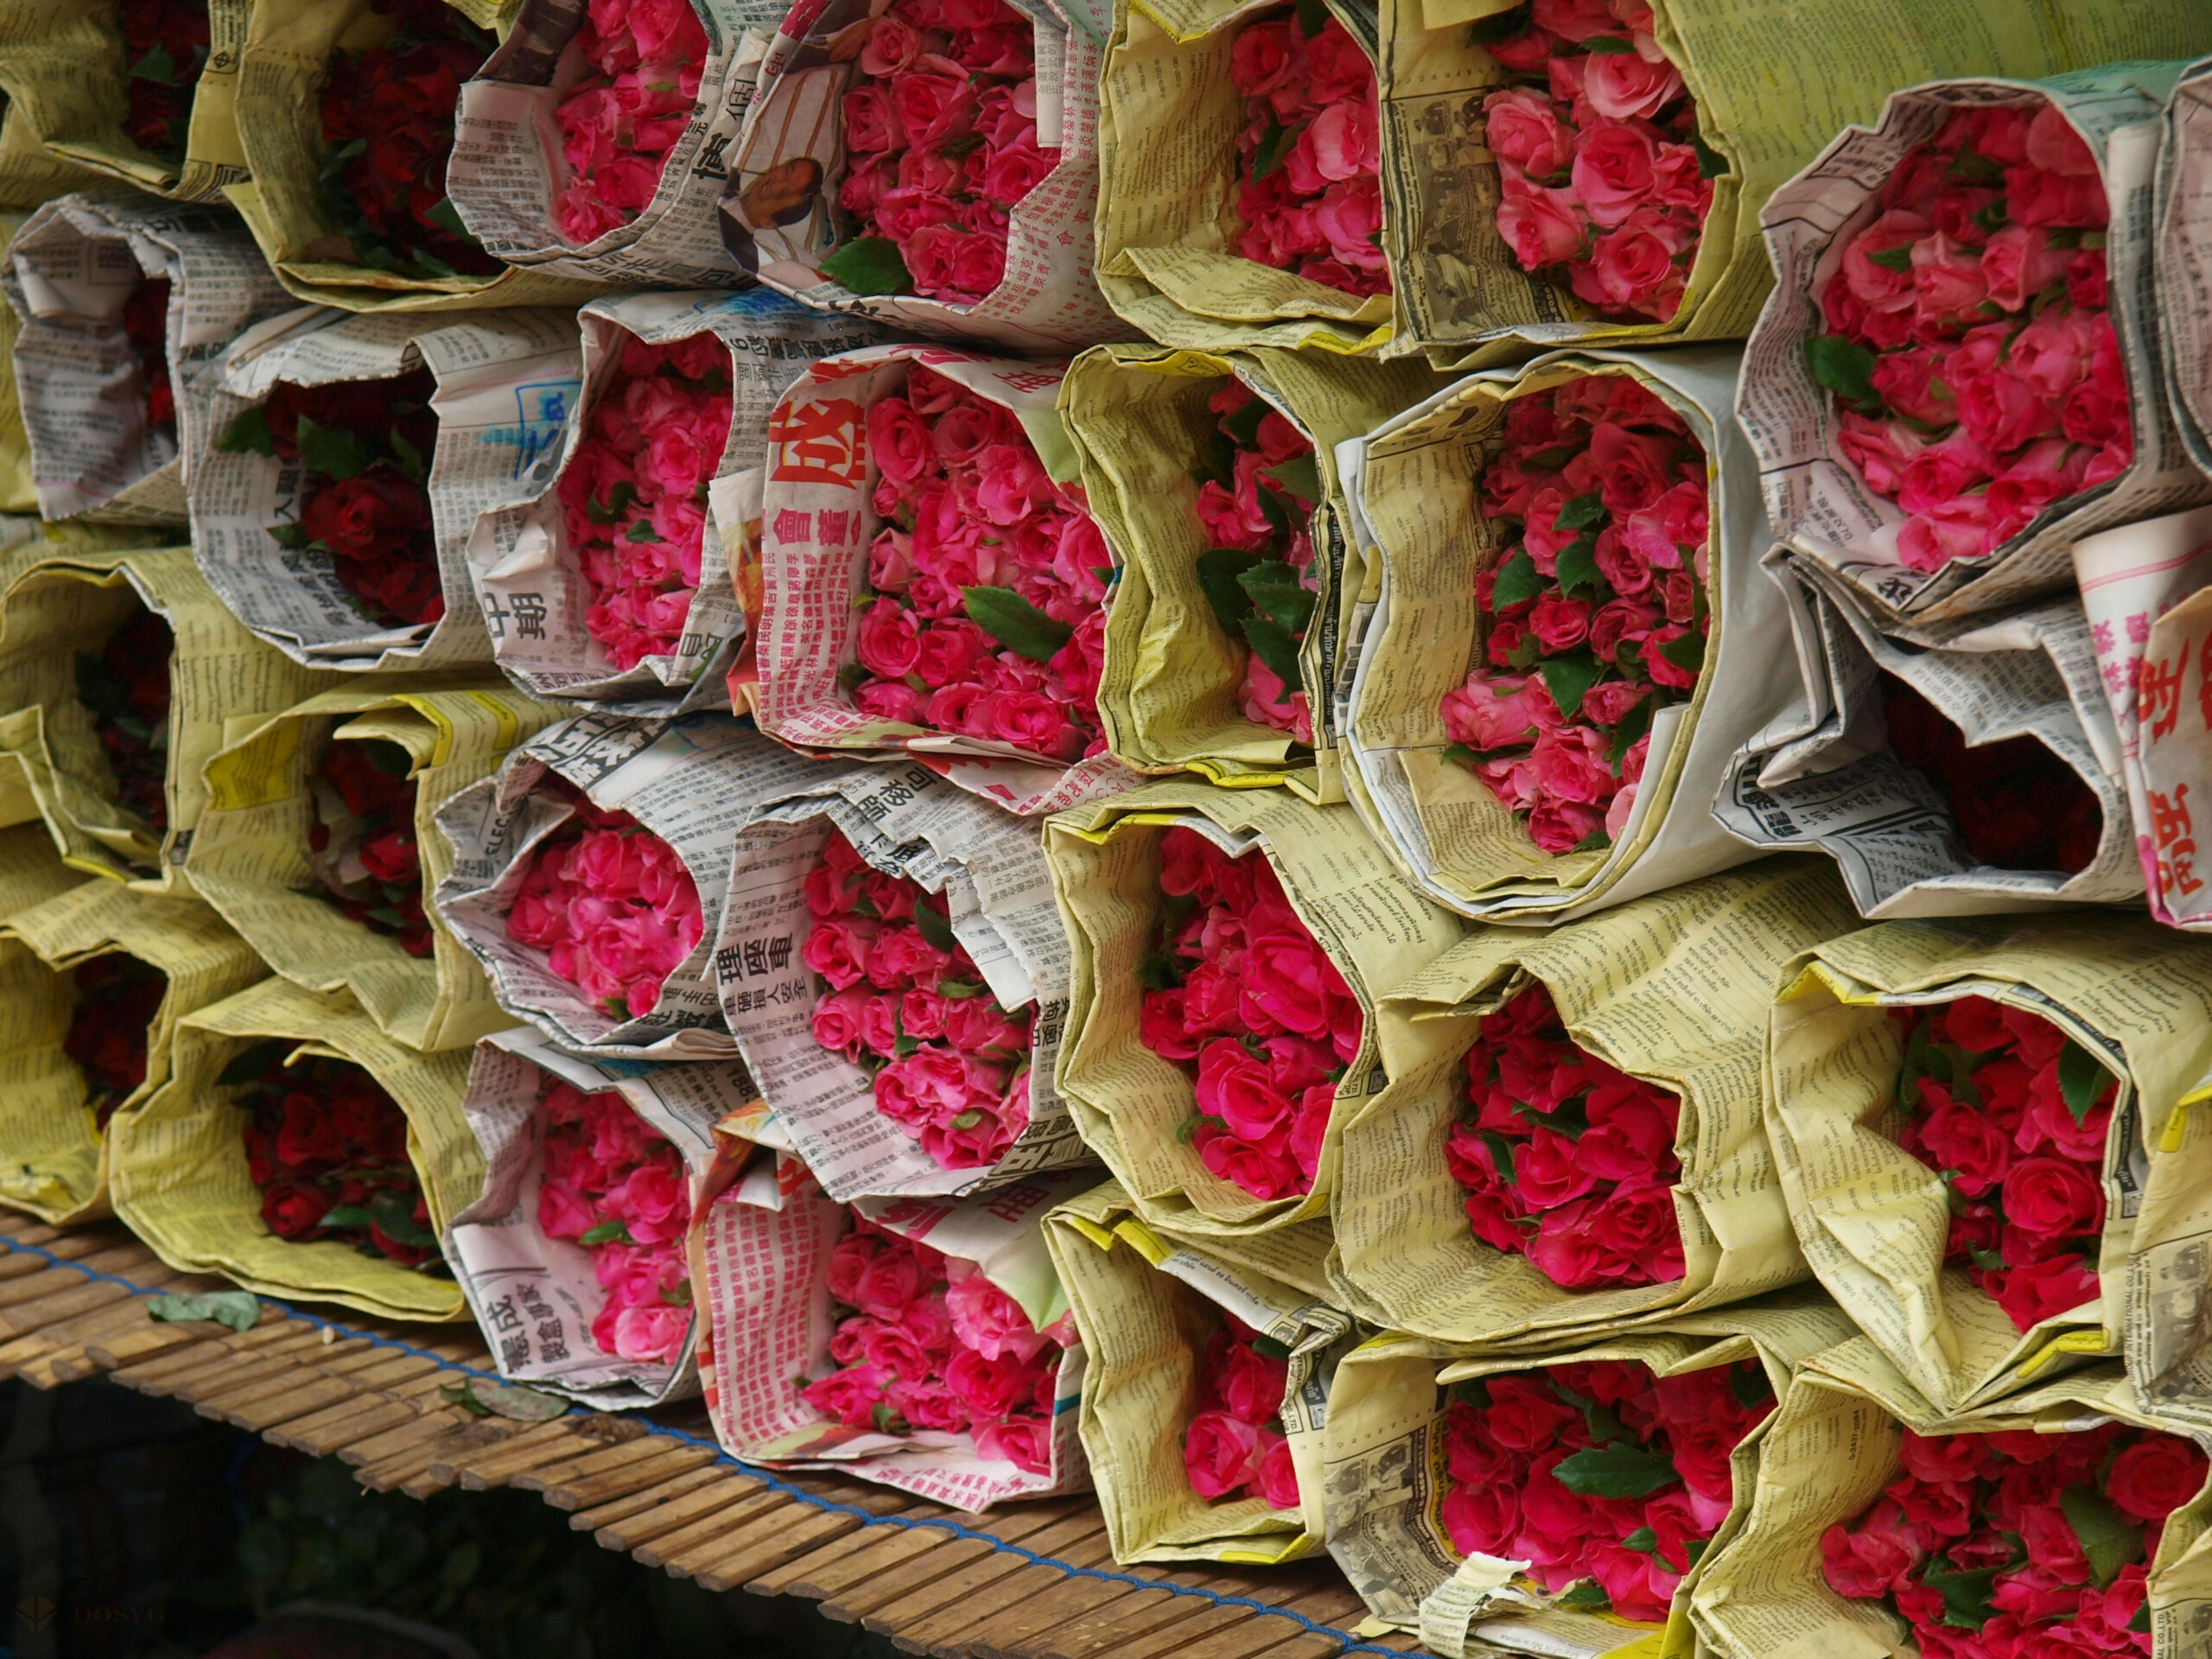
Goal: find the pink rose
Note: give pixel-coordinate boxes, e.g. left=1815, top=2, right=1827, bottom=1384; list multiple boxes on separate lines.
left=2008, top=303, right=2103, bottom=399
left=868, top=397, right=934, bottom=485
left=1484, top=86, right=1573, bottom=178
left=1867, top=348, right=1957, bottom=429
left=1837, top=412, right=1926, bottom=498
left=1841, top=210, right=1930, bottom=313
left=802, top=1361, right=892, bottom=1428
left=945, top=996, right=1029, bottom=1057
left=803, top=915, right=877, bottom=991
left=1980, top=223, right=2072, bottom=311
left=945, top=1345, right=1037, bottom=1418
left=888, top=57, right=976, bottom=148
left=1497, top=180, right=1586, bottom=269
left=1528, top=591, right=1592, bottom=651
left=855, top=598, right=922, bottom=680
left=1569, top=121, right=1659, bottom=230
left=973, top=1416, right=1052, bottom=1475
left=1229, top=20, right=1297, bottom=97
left=847, top=1243, right=925, bottom=1321
left=1585, top=51, right=1682, bottom=122
left=1185, top=1408, right=1264, bottom=1498
left=855, top=679, right=928, bottom=723
left=1529, top=724, right=1614, bottom=808
left=1910, top=231, right=1989, bottom=330
left=1242, top=928, right=1349, bottom=1042
left=1986, top=439, right=2090, bottom=543
left=1255, top=1433, right=1300, bottom=1510
left=1821, top=1498, right=1926, bottom=1599
left=1896, top=429, right=2000, bottom=516
left=1285, top=99, right=1381, bottom=194
left=537, top=1179, right=594, bottom=1240
left=1197, top=1037, right=1297, bottom=1143
left=1192, top=1120, right=1305, bottom=1201
left=1896, top=496, right=1993, bottom=572
left=608, top=1303, right=690, bottom=1363
left=945, top=1268, right=1049, bottom=1363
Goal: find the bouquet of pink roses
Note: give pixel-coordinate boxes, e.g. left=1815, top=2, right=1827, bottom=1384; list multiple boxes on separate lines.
left=1183, top=1313, right=1302, bottom=1510
left=1438, top=371, right=1711, bottom=856
left=753, top=345, right=1139, bottom=817
left=550, top=0, right=715, bottom=247
left=1477, top=0, right=1713, bottom=325
left=802, top=828, right=1033, bottom=1172
left=1135, top=827, right=1361, bottom=1205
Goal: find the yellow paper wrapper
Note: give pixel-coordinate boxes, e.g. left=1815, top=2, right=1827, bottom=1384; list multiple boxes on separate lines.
left=185, top=679, right=561, bottom=1052
left=111, top=975, right=483, bottom=1321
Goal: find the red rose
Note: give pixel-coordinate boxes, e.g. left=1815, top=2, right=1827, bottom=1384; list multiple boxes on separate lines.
left=2106, top=1434, right=2210, bottom=1523
left=1213, top=1339, right=1289, bottom=1425
left=1820, top=1497, right=1925, bottom=1599
left=2002, top=1155, right=2104, bottom=1243
left=1991, top=1253, right=2101, bottom=1332
left=1911, top=1098, right=2012, bottom=1198
left=259, top=1178, right=333, bottom=1239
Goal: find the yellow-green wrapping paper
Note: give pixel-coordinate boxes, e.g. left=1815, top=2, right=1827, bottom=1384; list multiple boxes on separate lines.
left=111, top=976, right=484, bottom=1320
left=1046, top=778, right=1468, bottom=1237
left=184, top=680, right=560, bottom=1052
left=0, top=0, right=248, bottom=201
left=1044, top=1177, right=1348, bottom=1566
left=228, top=0, right=607, bottom=312
left=1336, top=858, right=1856, bottom=1349
left=0, top=541, right=338, bottom=885
left=1765, top=914, right=2212, bottom=1418
left=1689, top=1338, right=2212, bottom=1659
left=0, top=873, right=265, bottom=1224
left=0, top=97, right=99, bottom=211
left=0, top=823, right=101, bottom=1213
left=1063, top=342, right=1444, bottom=803
left=1321, top=1290, right=1857, bottom=1646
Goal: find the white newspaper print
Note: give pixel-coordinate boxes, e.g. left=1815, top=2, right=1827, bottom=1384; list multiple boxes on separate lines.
left=465, top=286, right=880, bottom=713
left=448, top=0, right=787, bottom=289
left=1738, top=73, right=2212, bottom=626
left=1714, top=550, right=2140, bottom=916
left=715, top=760, right=1090, bottom=1202
left=445, top=1025, right=765, bottom=1408
left=190, top=305, right=584, bottom=672
left=2, top=189, right=291, bottom=524
left=434, top=711, right=834, bottom=1057
left=696, top=1165, right=1092, bottom=1510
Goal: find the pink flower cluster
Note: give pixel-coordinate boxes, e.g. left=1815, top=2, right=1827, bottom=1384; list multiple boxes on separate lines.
left=801, top=1216, right=1071, bottom=1474
left=1440, top=374, right=1709, bottom=854
left=1227, top=8, right=1387, bottom=298
left=853, top=363, right=1109, bottom=764
left=1822, top=1424, right=2209, bottom=1659
left=534, top=1079, right=693, bottom=1364
left=505, top=780, right=706, bottom=1022
left=1136, top=828, right=1360, bottom=1202
left=1891, top=995, right=2113, bottom=1335
left=557, top=332, right=734, bottom=671
left=803, top=828, right=1034, bottom=1170
left=1192, top=380, right=1319, bottom=743
left=1481, top=0, right=1712, bottom=323
left=1441, top=1358, right=1774, bottom=1623
left=1183, top=1313, right=1300, bottom=1510
left=1815, top=104, right=2126, bottom=572
left=1446, top=982, right=1685, bottom=1289
left=553, top=0, right=711, bottom=245
left=836, top=0, right=1058, bottom=304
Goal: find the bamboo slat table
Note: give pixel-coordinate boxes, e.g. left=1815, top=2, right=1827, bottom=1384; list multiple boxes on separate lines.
left=0, top=1211, right=1432, bottom=1659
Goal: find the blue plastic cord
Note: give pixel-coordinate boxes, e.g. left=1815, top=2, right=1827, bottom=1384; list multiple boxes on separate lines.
left=2, top=1231, right=1407, bottom=1656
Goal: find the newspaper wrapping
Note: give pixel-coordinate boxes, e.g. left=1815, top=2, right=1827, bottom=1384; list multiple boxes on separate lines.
left=1321, top=1291, right=1859, bottom=1648
left=1042, top=1177, right=1348, bottom=1566
left=1045, top=776, right=1469, bottom=1237
left=1689, top=1338, right=2212, bottom=1659
left=447, top=0, right=785, bottom=291
left=108, top=974, right=485, bottom=1321
left=750, top=343, right=1145, bottom=816
left=2160, top=57, right=2212, bottom=476
left=1738, top=67, right=2212, bottom=630
left=0, top=864, right=265, bottom=1225
left=183, top=680, right=563, bottom=1053
left=1063, top=342, right=1444, bottom=804
left=1333, top=858, right=1858, bottom=1351
left=467, top=288, right=880, bottom=713
left=0, top=213, right=45, bottom=515
left=717, top=759, right=1094, bottom=1200
left=1765, top=913, right=2212, bottom=1419
left=435, top=710, right=836, bottom=1057
left=3, top=190, right=291, bottom=525
left=718, top=0, right=1121, bottom=352
left=445, top=1024, right=764, bottom=1408
left=0, top=97, right=99, bottom=212
left=1394, top=0, right=2212, bottom=372
left=1713, top=548, right=2143, bottom=916
left=1340, top=345, right=1790, bottom=925
left=2065, top=503, right=2212, bottom=928
left=224, top=0, right=609, bottom=314
left=0, top=540, right=338, bottom=886
left=0, top=0, right=248, bottom=202
left=192, top=303, right=585, bottom=674
left=691, top=1156, right=1095, bottom=1508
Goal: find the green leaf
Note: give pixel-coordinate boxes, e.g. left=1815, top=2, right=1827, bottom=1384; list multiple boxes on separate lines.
left=1554, top=493, right=1606, bottom=532
left=1865, top=244, right=1915, bottom=272
left=1921, top=1562, right=2000, bottom=1630
left=267, top=521, right=310, bottom=550
left=1538, top=650, right=1605, bottom=726
left=1554, top=532, right=1603, bottom=598
left=389, top=429, right=427, bottom=483
left=1491, top=549, right=1544, bottom=612
left=1242, top=613, right=1305, bottom=693
left=147, top=1290, right=260, bottom=1332
left=912, top=898, right=959, bottom=957
left=1250, top=1333, right=1294, bottom=1360
left=2130, top=1602, right=2152, bottom=1634
left=963, top=585, right=1072, bottom=664
left=2062, top=1484, right=2145, bottom=1587
left=217, top=1039, right=290, bottom=1089
left=1252, top=113, right=1294, bottom=180
left=447, top=1376, right=569, bottom=1422
left=1582, top=33, right=1635, bottom=51
left=319, top=1205, right=375, bottom=1230
left=1573, top=826, right=1613, bottom=854
left=624, top=519, right=664, bottom=543
left=1605, top=691, right=1655, bottom=768
left=1659, top=629, right=1707, bottom=676
left=1294, top=0, right=1328, bottom=36
left=1466, top=3, right=1530, bottom=44
left=367, top=1190, right=436, bottom=1249
left=130, top=43, right=176, bottom=80
left=1510, top=1097, right=1588, bottom=1139
left=587, top=480, right=637, bottom=524
left=1262, top=454, right=1322, bottom=504
left=578, top=1218, right=632, bottom=1247
left=217, top=404, right=276, bottom=456
left=1238, top=562, right=1316, bottom=637
left=820, top=236, right=912, bottom=297
left=1691, top=131, right=1729, bottom=179
left=871, top=1402, right=911, bottom=1435
left=1475, top=1128, right=1518, bottom=1185
left=1967, top=1246, right=2006, bottom=1272
left=423, top=197, right=470, bottom=239
left=2058, top=1039, right=2111, bottom=1126
left=1806, top=335, right=1880, bottom=408
left=1557, top=1582, right=1611, bottom=1611
left=1135, top=952, right=1184, bottom=991
left=1196, top=546, right=1262, bottom=640
left=1553, top=1444, right=1681, bottom=1499
left=439, top=1381, right=494, bottom=1418
left=1729, top=1363, right=1773, bottom=1410
left=1218, top=396, right=1268, bottom=451
left=296, top=416, right=373, bottom=481
left=1622, top=1526, right=1659, bottom=1553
